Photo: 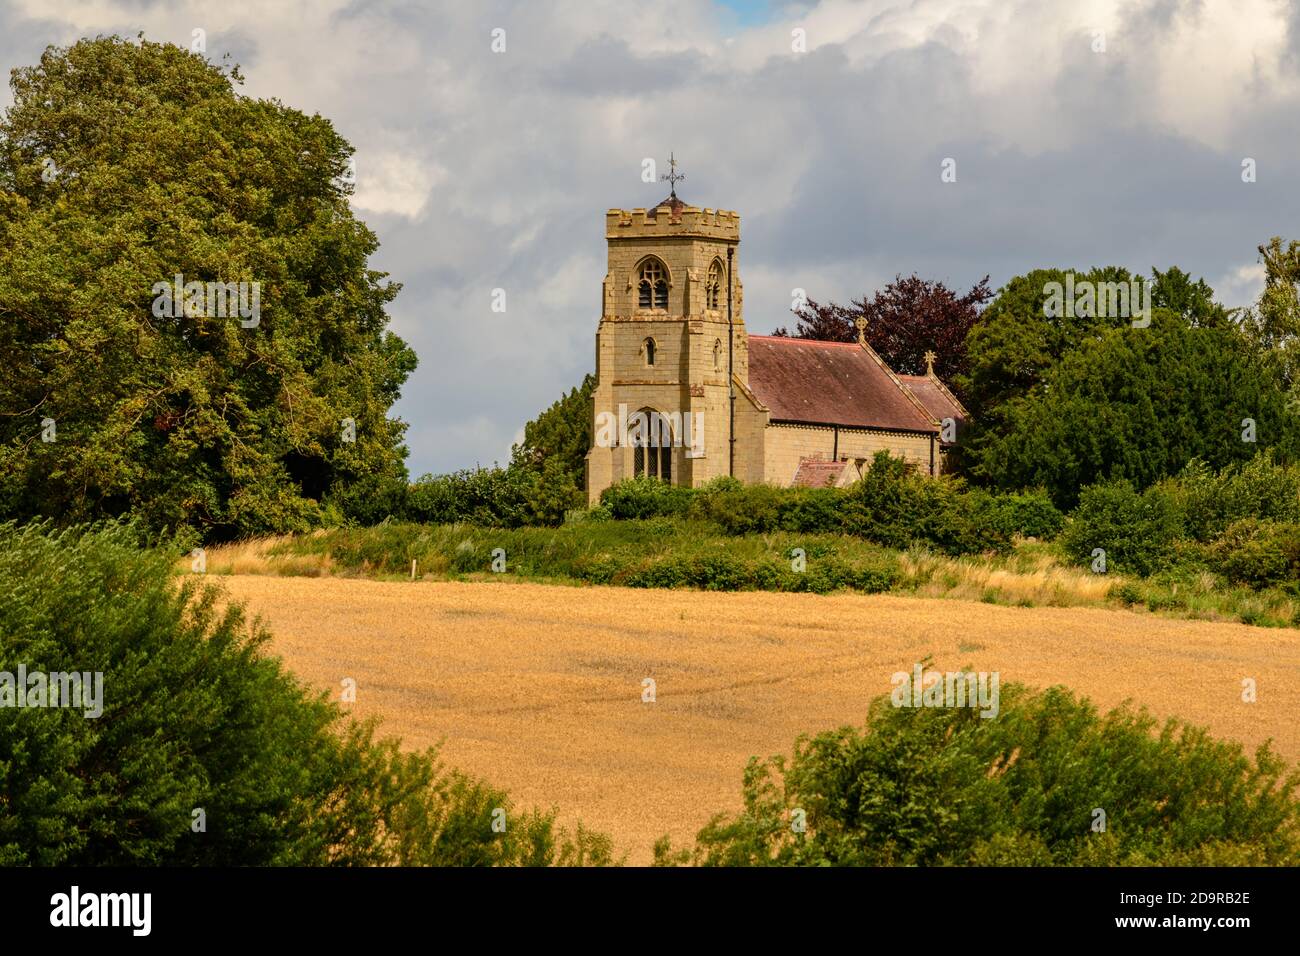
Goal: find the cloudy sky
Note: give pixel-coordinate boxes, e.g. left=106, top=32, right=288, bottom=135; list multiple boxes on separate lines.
left=3, top=0, right=1299, bottom=476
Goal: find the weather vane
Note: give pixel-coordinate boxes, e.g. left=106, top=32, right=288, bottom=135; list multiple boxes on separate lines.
left=660, top=152, right=685, bottom=198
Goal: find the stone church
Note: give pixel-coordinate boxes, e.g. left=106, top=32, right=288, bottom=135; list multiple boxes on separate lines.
left=584, top=188, right=968, bottom=503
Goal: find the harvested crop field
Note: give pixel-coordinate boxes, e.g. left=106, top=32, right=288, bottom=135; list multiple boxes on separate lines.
left=219, top=575, right=1300, bottom=865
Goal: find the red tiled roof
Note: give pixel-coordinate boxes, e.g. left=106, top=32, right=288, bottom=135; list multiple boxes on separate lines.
left=746, top=336, right=937, bottom=432
left=646, top=195, right=686, bottom=220
left=898, top=375, right=967, bottom=436
left=791, top=457, right=847, bottom=488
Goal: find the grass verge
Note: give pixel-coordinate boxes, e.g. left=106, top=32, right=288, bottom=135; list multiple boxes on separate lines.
left=191, top=520, right=1300, bottom=630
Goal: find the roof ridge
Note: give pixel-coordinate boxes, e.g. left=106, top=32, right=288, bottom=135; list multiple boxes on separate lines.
left=750, top=335, right=860, bottom=347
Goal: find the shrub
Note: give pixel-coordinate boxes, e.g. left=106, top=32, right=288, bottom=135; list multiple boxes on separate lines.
left=600, top=477, right=694, bottom=520
left=522, top=457, right=585, bottom=527
left=571, top=555, right=622, bottom=584
left=688, top=484, right=782, bottom=534
left=328, top=473, right=410, bottom=528
left=416, top=455, right=1018, bottom=560
left=847, top=561, right=900, bottom=593
left=977, top=488, right=1065, bottom=540
left=625, top=558, right=689, bottom=589
left=842, top=452, right=1010, bottom=556
left=1211, top=519, right=1300, bottom=589
left=688, top=484, right=844, bottom=537
left=1172, top=455, right=1300, bottom=543
left=1060, top=480, right=1184, bottom=576
left=657, top=683, right=1300, bottom=866
left=1108, top=581, right=1144, bottom=606
left=776, top=488, right=843, bottom=534
left=406, top=468, right=535, bottom=527
left=0, top=522, right=612, bottom=866
left=685, top=554, right=751, bottom=591
left=619, top=550, right=897, bottom=595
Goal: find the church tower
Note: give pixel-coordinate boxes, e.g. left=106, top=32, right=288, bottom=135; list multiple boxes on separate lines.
left=585, top=171, right=747, bottom=503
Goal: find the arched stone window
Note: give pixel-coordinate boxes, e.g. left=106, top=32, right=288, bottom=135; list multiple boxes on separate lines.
left=638, top=258, right=668, bottom=310
left=706, top=259, right=724, bottom=310
left=643, top=337, right=657, bottom=367
left=713, top=338, right=723, bottom=372
left=632, top=407, right=673, bottom=482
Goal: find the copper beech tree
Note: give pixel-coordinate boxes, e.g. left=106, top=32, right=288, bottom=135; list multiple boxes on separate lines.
left=773, top=274, right=992, bottom=392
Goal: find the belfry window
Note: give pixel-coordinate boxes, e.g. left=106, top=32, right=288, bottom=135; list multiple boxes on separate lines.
left=706, top=260, right=723, bottom=310
left=632, top=408, right=673, bottom=483
left=638, top=259, right=668, bottom=310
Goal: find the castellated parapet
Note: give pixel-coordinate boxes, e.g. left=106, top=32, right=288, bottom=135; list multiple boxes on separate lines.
left=606, top=204, right=740, bottom=241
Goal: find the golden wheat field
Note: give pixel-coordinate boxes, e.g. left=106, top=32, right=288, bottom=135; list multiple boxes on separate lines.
left=217, top=575, right=1300, bottom=864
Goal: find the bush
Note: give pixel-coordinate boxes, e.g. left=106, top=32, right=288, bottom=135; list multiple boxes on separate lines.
left=1060, top=480, right=1184, bottom=576
left=657, top=683, right=1300, bottom=866
left=406, top=468, right=535, bottom=527
left=1171, top=455, right=1300, bottom=543
left=328, top=473, right=410, bottom=528
left=619, top=549, right=898, bottom=595
left=0, top=522, right=612, bottom=865
left=1211, top=519, right=1300, bottom=589
left=522, top=457, right=585, bottom=527
left=600, top=477, right=694, bottom=520
left=841, top=453, right=1010, bottom=556
left=624, top=558, right=689, bottom=589
left=685, top=554, right=751, bottom=591
left=976, top=488, right=1065, bottom=540
left=688, top=483, right=782, bottom=534
left=776, top=488, right=843, bottom=534
left=1108, top=581, right=1144, bottom=606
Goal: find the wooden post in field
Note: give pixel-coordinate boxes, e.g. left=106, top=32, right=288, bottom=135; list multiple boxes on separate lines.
left=411, top=558, right=417, bottom=580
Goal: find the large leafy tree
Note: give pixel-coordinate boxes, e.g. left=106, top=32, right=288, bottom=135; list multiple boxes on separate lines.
left=0, top=37, right=416, bottom=542
left=959, top=266, right=1135, bottom=421
left=959, top=266, right=1258, bottom=492
left=1243, top=237, right=1300, bottom=392
left=961, top=266, right=1231, bottom=420
left=1150, top=265, right=1233, bottom=328
left=969, top=312, right=1300, bottom=506
left=773, top=274, right=992, bottom=389
left=510, top=373, right=594, bottom=489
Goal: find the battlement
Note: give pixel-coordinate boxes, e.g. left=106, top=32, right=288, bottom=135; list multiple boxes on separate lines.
left=606, top=204, right=740, bottom=241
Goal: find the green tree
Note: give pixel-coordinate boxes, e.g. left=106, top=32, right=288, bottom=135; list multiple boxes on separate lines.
left=0, top=37, right=416, bottom=542
left=511, top=374, right=594, bottom=488
left=1150, top=265, right=1232, bottom=327
left=1243, top=237, right=1300, bottom=392
left=970, top=314, right=1299, bottom=506
left=960, top=266, right=1138, bottom=421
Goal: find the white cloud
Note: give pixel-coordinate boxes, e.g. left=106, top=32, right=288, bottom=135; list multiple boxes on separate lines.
left=1211, top=262, right=1267, bottom=311
left=350, top=151, right=442, bottom=219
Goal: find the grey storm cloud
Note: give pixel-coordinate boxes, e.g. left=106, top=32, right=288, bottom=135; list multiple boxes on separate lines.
left=2, top=0, right=1298, bottom=476
left=542, top=35, right=705, bottom=94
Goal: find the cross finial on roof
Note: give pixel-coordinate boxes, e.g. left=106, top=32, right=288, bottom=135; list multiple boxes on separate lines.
left=924, top=350, right=936, bottom=374
left=660, top=152, right=685, bottom=198
left=855, top=316, right=868, bottom=346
